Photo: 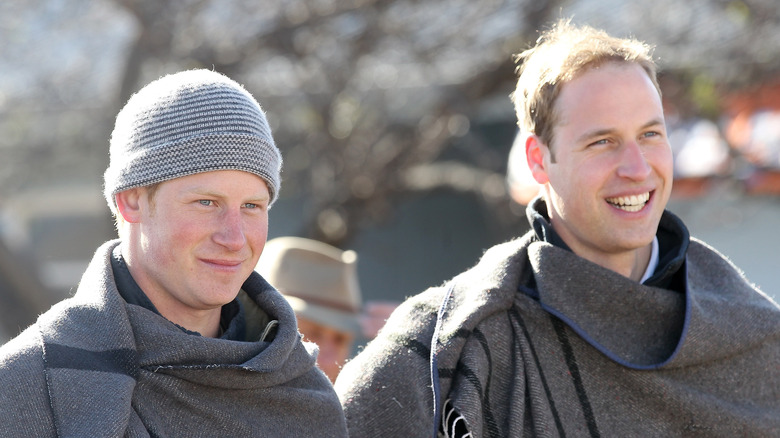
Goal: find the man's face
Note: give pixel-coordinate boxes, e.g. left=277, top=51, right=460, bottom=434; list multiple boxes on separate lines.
left=529, top=62, right=673, bottom=272
left=296, top=316, right=354, bottom=383
left=127, top=170, right=270, bottom=321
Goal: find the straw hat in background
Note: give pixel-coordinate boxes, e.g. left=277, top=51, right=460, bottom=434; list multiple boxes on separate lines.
left=257, top=237, right=362, bottom=334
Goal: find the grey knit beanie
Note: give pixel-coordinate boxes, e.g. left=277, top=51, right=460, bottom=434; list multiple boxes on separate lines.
left=104, top=69, right=282, bottom=211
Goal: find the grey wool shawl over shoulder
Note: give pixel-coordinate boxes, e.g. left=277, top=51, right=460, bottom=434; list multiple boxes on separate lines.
left=0, top=240, right=348, bottom=438
left=335, top=232, right=780, bottom=438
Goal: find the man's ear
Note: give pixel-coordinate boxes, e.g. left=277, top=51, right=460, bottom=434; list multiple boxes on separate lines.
left=526, top=134, right=550, bottom=185
left=114, top=188, right=143, bottom=224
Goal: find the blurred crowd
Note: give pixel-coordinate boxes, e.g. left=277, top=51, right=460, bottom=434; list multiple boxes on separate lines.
left=671, top=77, right=780, bottom=196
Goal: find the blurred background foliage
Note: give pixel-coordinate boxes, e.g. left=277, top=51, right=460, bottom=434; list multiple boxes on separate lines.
left=1, top=0, right=779, bottom=340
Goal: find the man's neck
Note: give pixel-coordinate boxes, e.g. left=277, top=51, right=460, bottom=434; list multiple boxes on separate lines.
left=626, top=243, right=653, bottom=282
left=526, top=197, right=657, bottom=282
left=525, top=197, right=689, bottom=290
left=120, top=244, right=223, bottom=338
left=163, top=307, right=223, bottom=338
left=133, top=282, right=223, bottom=338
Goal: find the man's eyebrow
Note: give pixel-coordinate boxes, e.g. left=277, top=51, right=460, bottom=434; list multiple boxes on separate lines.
left=575, top=118, right=665, bottom=143
left=246, top=193, right=270, bottom=204
left=641, top=118, right=665, bottom=130
left=576, top=128, right=614, bottom=144
left=186, top=187, right=221, bottom=197
left=185, top=188, right=269, bottom=202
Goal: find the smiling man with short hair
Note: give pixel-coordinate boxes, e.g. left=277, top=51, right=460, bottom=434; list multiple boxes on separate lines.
left=335, top=20, right=780, bottom=437
left=526, top=60, right=673, bottom=281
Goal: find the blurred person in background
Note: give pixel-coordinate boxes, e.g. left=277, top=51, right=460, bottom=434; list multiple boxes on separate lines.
left=506, top=129, right=543, bottom=206
left=335, top=19, right=780, bottom=437
left=258, top=236, right=362, bottom=383
left=0, top=69, right=347, bottom=437
left=258, top=236, right=398, bottom=382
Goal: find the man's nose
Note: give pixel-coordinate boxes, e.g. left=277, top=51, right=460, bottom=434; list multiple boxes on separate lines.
left=214, top=209, right=246, bottom=250
left=617, top=141, right=652, bottom=181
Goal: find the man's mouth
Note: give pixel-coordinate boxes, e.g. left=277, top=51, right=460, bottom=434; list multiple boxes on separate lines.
left=202, top=258, right=244, bottom=268
left=605, top=191, right=650, bottom=212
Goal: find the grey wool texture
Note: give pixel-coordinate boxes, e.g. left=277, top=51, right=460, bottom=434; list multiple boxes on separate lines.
left=0, top=240, right=348, bottom=437
left=103, top=69, right=282, bottom=210
left=335, top=232, right=780, bottom=437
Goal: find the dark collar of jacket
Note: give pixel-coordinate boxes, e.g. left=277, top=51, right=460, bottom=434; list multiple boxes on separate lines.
left=525, top=196, right=690, bottom=291
left=110, top=245, right=246, bottom=341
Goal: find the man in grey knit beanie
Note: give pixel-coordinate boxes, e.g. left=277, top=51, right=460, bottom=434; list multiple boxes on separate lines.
left=0, top=69, right=348, bottom=437
left=336, top=20, right=780, bottom=437
left=104, top=68, right=282, bottom=212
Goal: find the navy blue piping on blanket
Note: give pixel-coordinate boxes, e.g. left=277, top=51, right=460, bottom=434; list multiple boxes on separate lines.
left=431, top=277, right=686, bottom=437
left=537, top=263, right=692, bottom=371
left=430, top=283, right=455, bottom=438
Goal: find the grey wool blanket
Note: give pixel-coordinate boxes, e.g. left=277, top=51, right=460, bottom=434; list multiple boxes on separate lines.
left=335, top=232, right=780, bottom=437
left=0, top=240, right=348, bottom=437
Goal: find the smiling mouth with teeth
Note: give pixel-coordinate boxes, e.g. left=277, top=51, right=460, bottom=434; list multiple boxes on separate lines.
left=605, top=192, right=651, bottom=212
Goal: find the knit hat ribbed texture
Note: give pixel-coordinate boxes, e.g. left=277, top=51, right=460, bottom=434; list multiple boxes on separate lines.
left=104, top=69, right=282, bottom=211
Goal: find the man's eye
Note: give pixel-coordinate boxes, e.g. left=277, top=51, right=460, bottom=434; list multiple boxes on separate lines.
left=643, top=131, right=659, bottom=138
left=199, top=200, right=212, bottom=206
left=244, top=203, right=257, bottom=209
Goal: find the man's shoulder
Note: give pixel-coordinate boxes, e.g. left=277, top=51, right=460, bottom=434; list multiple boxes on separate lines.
left=687, top=237, right=779, bottom=309
left=367, top=233, right=535, bottom=351
left=687, top=237, right=727, bottom=257
left=0, top=323, right=55, bottom=435
left=0, top=322, right=45, bottom=376
left=687, top=237, right=755, bottom=280
left=396, top=234, right=533, bottom=316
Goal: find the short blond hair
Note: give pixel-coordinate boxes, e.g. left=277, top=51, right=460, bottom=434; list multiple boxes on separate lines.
left=511, top=19, right=660, bottom=149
